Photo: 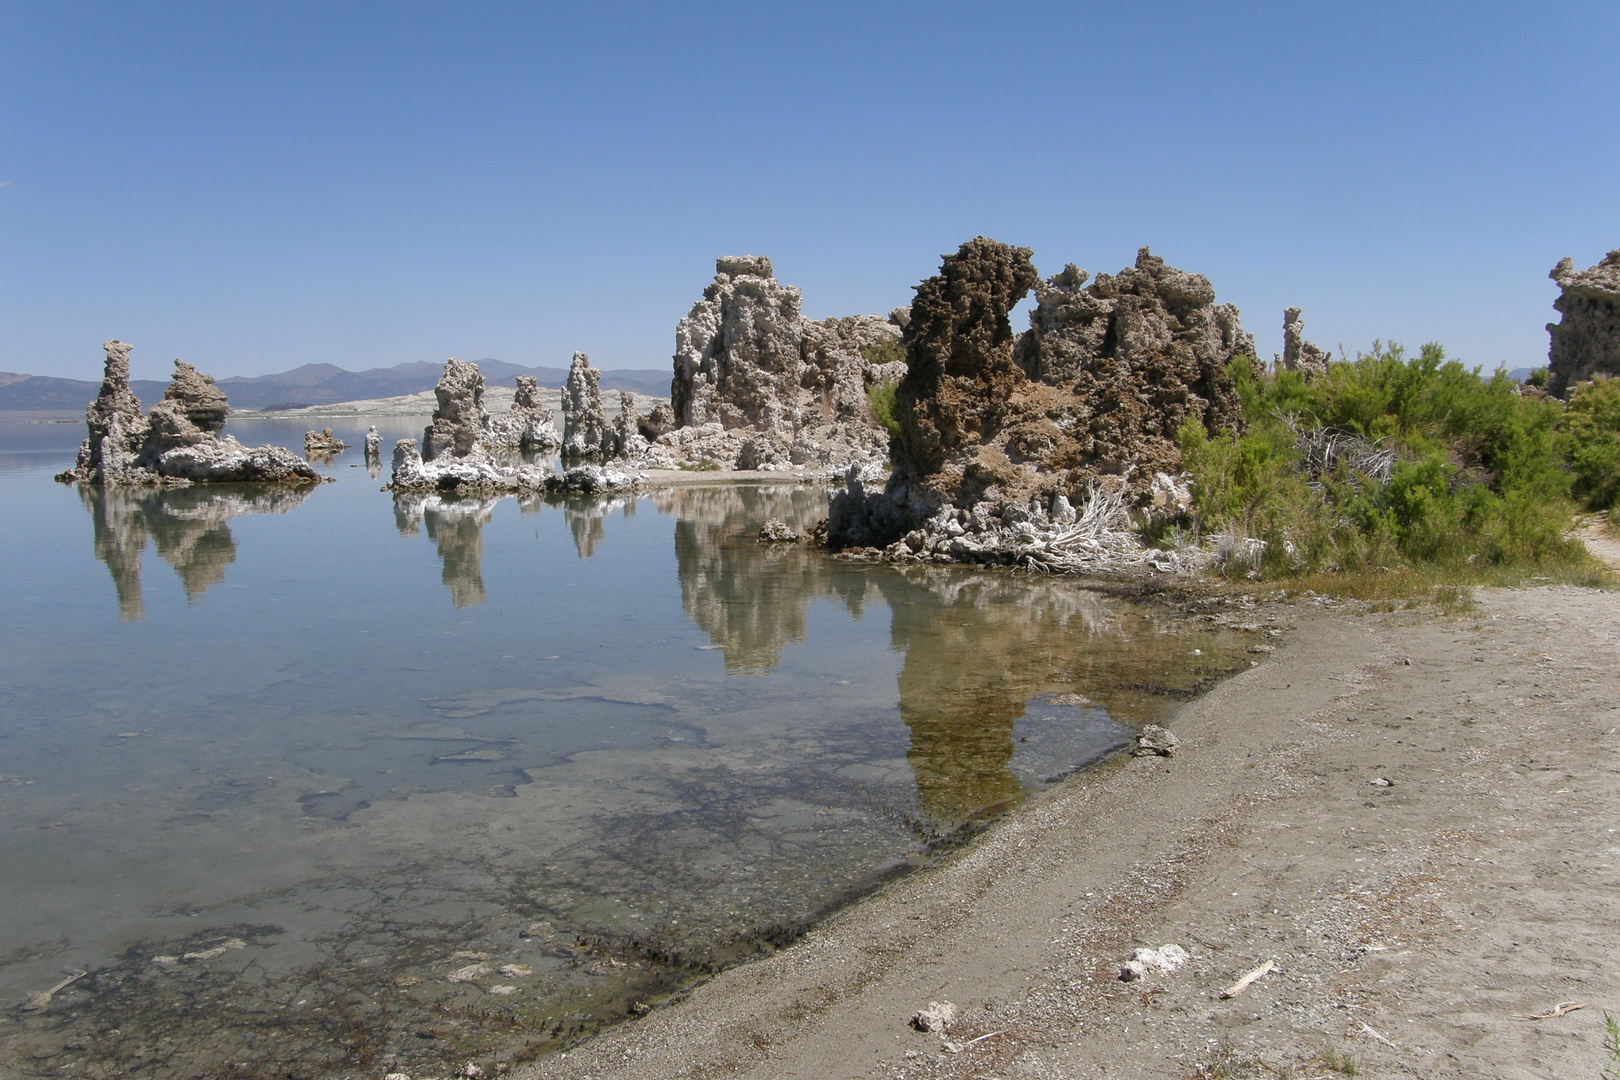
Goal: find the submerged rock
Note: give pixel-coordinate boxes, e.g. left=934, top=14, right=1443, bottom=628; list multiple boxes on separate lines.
left=757, top=519, right=801, bottom=543
left=57, top=343, right=322, bottom=487
left=1547, top=248, right=1620, bottom=397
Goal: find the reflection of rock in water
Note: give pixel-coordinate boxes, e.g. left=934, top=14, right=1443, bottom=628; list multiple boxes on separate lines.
left=659, top=484, right=869, bottom=673
left=562, top=495, right=632, bottom=560
left=78, top=485, right=314, bottom=620
left=875, top=571, right=1114, bottom=822
left=394, top=494, right=497, bottom=607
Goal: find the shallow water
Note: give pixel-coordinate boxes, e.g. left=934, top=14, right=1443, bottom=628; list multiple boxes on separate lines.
left=0, top=416, right=1248, bottom=1078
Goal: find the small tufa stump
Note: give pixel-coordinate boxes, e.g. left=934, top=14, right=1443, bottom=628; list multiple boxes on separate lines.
left=757, top=519, right=802, bottom=543
left=1133, top=724, right=1179, bottom=757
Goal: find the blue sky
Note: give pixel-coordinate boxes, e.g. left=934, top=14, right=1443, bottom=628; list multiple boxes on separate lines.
left=2, top=2, right=1616, bottom=382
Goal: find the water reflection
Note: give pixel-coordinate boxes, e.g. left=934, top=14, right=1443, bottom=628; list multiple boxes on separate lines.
left=393, top=493, right=497, bottom=608
left=655, top=484, right=1234, bottom=822
left=564, top=495, right=632, bottom=560
left=659, top=484, right=857, bottom=673
left=78, top=485, right=314, bottom=619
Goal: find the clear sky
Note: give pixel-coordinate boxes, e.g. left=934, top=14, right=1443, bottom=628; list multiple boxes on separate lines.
left=2, top=2, right=1617, bottom=383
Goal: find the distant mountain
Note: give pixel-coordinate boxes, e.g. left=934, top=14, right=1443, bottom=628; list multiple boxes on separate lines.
left=0, top=373, right=170, bottom=412
left=0, top=360, right=672, bottom=413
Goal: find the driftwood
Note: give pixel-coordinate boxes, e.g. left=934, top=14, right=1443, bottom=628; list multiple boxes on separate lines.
left=21, top=969, right=86, bottom=1011
left=1219, top=958, right=1275, bottom=999
left=1016, top=483, right=1201, bottom=576
left=1287, top=417, right=1396, bottom=485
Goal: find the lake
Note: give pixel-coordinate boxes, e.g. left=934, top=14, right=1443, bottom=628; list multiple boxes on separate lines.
left=0, top=415, right=1248, bottom=1079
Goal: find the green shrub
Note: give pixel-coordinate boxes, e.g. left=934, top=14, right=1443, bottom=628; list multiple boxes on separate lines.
left=866, top=378, right=901, bottom=439
left=1175, top=343, right=1590, bottom=582
left=1563, top=376, right=1620, bottom=512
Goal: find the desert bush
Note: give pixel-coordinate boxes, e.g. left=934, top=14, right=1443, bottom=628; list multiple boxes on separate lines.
left=1176, top=343, right=1588, bottom=581
left=865, top=378, right=902, bottom=439
left=1562, top=375, right=1620, bottom=513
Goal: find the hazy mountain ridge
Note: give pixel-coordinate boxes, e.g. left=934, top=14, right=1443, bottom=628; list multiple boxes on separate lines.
left=0, top=360, right=672, bottom=413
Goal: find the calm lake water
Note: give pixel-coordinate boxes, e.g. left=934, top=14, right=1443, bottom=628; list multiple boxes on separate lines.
left=0, top=416, right=1248, bottom=1078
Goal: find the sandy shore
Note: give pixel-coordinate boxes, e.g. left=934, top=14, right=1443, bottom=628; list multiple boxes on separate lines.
left=515, top=583, right=1620, bottom=1080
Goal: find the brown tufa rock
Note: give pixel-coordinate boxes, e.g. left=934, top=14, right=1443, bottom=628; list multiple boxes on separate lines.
left=673, top=255, right=806, bottom=432
left=422, top=358, right=488, bottom=460
left=828, top=241, right=1252, bottom=562
left=304, top=428, right=347, bottom=454
left=1547, top=249, right=1620, bottom=397
left=638, top=401, right=676, bottom=442
left=1279, top=306, right=1330, bottom=379
left=562, top=352, right=614, bottom=459
left=895, top=236, right=1041, bottom=493
left=159, top=360, right=231, bottom=434
left=1014, top=247, right=1256, bottom=498
left=665, top=256, right=898, bottom=471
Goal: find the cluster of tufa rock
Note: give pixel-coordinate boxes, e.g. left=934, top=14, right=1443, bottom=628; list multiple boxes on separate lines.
left=665, top=255, right=904, bottom=472
left=388, top=356, right=641, bottom=494
left=1547, top=249, right=1620, bottom=397
left=826, top=238, right=1254, bottom=571
left=56, top=341, right=324, bottom=487
left=303, top=428, right=347, bottom=455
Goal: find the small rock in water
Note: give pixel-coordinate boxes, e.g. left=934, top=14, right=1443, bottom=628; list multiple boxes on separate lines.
left=487, top=984, right=518, bottom=996
left=182, top=938, right=246, bottom=963
left=910, top=1000, right=959, bottom=1033
left=1247, top=644, right=1274, bottom=654
left=1119, top=943, right=1190, bottom=982
left=116, top=732, right=140, bottom=738
left=518, top=921, right=554, bottom=939
left=383, top=1073, right=411, bottom=1080
left=1133, top=724, right=1180, bottom=757
left=629, top=1001, right=652, bottom=1017
left=498, top=964, right=534, bottom=978
left=450, top=950, right=490, bottom=960
left=151, top=955, right=180, bottom=966
left=447, top=963, right=491, bottom=983
left=757, top=518, right=801, bottom=543
left=1047, top=693, right=1094, bottom=707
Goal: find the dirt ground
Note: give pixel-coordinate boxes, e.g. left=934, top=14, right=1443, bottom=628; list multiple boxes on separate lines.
left=514, top=582, right=1620, bottom=1080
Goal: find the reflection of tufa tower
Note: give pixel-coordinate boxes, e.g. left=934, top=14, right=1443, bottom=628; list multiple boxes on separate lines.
left=875, top=572, right=1115, bottom=823
left=393, top=494, right=496, bottom=608
left=78, top=485, right=314, bottom=620
left=664, top=485, right=842, bottom=673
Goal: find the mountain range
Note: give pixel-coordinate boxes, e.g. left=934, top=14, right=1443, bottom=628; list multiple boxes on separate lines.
left=0, top=359, right=672, bottom=413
